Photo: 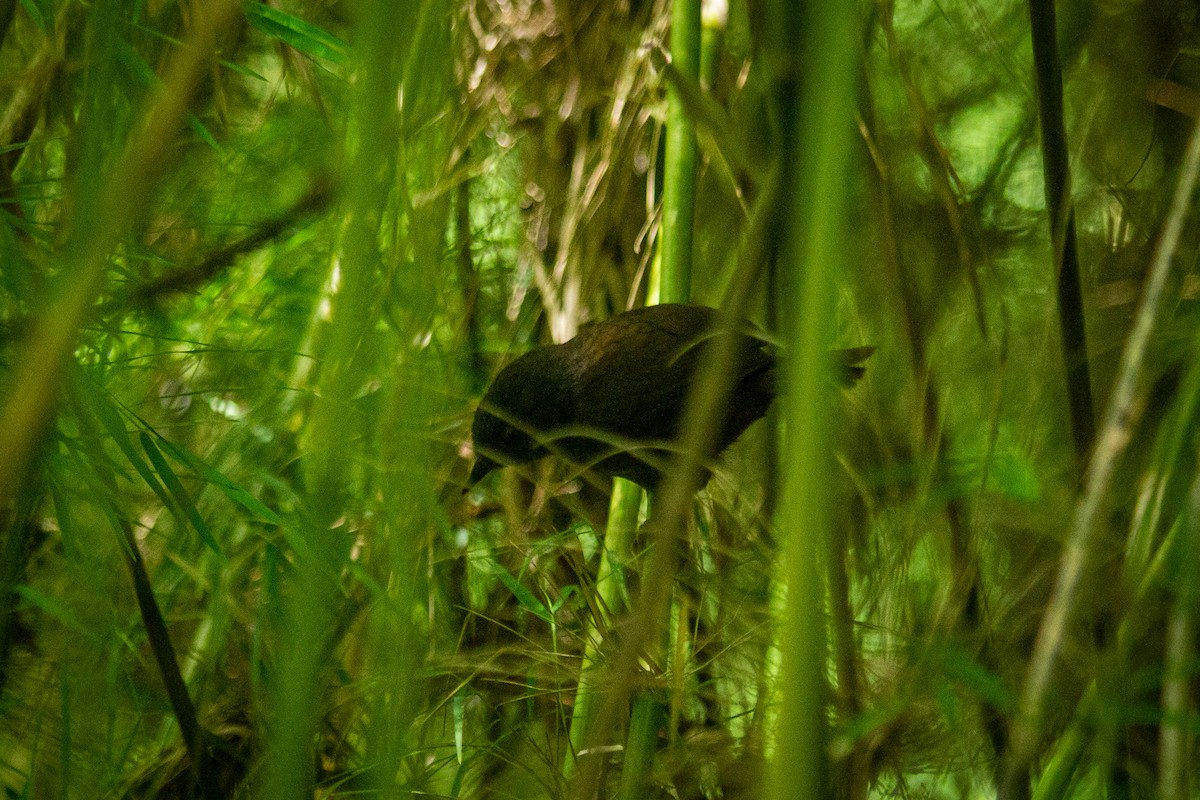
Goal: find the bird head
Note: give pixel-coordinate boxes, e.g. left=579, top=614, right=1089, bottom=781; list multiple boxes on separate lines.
left=469, top=403, right=547, bottom=485
left=466, top=345, right=576, bottom=488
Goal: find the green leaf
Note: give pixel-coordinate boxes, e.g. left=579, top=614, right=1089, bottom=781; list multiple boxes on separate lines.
left=245, top=3, right=350, bottom=65
left=495, top=568, right=552, bottom=624
left=120, top=401, right=285, bottom=530
left=344, top=558, right=387, bottom=604
left=113, top=37, right=223, bottom=154
left=18, top=0, right=48, bottom=31
left=152, top=435, right=283, bottom=527
left=79, top=377, right=177, bottom=518
left=940, top=646, right=1014, bottom=711
left=139, top=432, right=223, bottom=556
left=49, top=471, right=79, bottom=562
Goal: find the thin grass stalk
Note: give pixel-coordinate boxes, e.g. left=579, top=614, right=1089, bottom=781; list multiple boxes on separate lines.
left=828, top=515, right=868, bottom=798
left=0, top=2, right=76, bottom=226
left=1034, top=242, right=1200, bottom=800
left=667, top=592, right=690, bottom=746
left=455, top=168, right=485, bottom=395
left=1156, top=466, right=1200, bottom=799
left=569, top=54, right=787, bottom=789
left=1038, top=405, right=1200, bottom=800
left=874, top=7, right=989, bottom=672
left=1001, top=115, right=1200, bottom=800
left=0, top=4, right=237, bottom=792
left=1158, top=549, right=1196, bottom=800
left=114, top=513, right=217, bottom=797
left=876, top=8, right=988, bottom=341
left=115, top=180, right=334, bottom=312
left=767, top=3, right=859, bottom=800
left=63, top=375, right=217, bottom=795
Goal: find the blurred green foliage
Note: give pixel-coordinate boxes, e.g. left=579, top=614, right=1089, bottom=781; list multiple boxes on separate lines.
left=0, top=0, right=1196, bottom=798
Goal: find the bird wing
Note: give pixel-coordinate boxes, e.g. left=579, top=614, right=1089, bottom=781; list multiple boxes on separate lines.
left=572, top=305, right=769, bottom=442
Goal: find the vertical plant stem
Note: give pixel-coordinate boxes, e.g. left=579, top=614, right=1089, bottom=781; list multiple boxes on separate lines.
left=1028, top=0, right=1095, bottom=467
left=618, top=694, right=666, bottom=800
left=668, top=592, right=690, bottom=745
left=1157, top=473, right=1200, bottom=800
left=368, top=1, right=451, bottom=791
left=565, top=477, right=641, bottom=778
left=605, top=0, right=703, bottom=787
left=699, top=0, right=725, bottom=89
left=456, top=168, right=485, bottom=394
left=767, top=3, right=859, bottom=800
left=266, top=1, right=410, bottom=796
left=659, top=0, right=701, bottom=303
left=67, top=380, right=220, bottom=798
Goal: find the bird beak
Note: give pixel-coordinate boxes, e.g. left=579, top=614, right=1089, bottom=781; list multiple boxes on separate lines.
left=464, top=454, right=500, bottom=493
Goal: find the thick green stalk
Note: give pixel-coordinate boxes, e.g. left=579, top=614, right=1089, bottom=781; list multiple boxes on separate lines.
left=768, top=4, right=859, bottom=800
left=265, top=2, right=410, bottom=796
left=619, top=693, right=666, bottom=800
left=699, top=0, right=725, bottom=90
left=573, top=2, right=707, bottom=792
left=620, top=1, right=702, bottom=789
left=564, top=478, right=641, bottom=778
left=659, top=0, right=702, bottom=303
left=366, top=1, right=452, bottom=792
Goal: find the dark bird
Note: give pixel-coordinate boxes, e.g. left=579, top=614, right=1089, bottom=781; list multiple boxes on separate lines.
left=468, top=303, right=871, bottom=490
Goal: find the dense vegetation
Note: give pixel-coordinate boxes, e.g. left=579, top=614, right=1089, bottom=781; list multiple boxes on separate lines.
left=1, top=1, right=1198, bottom=798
